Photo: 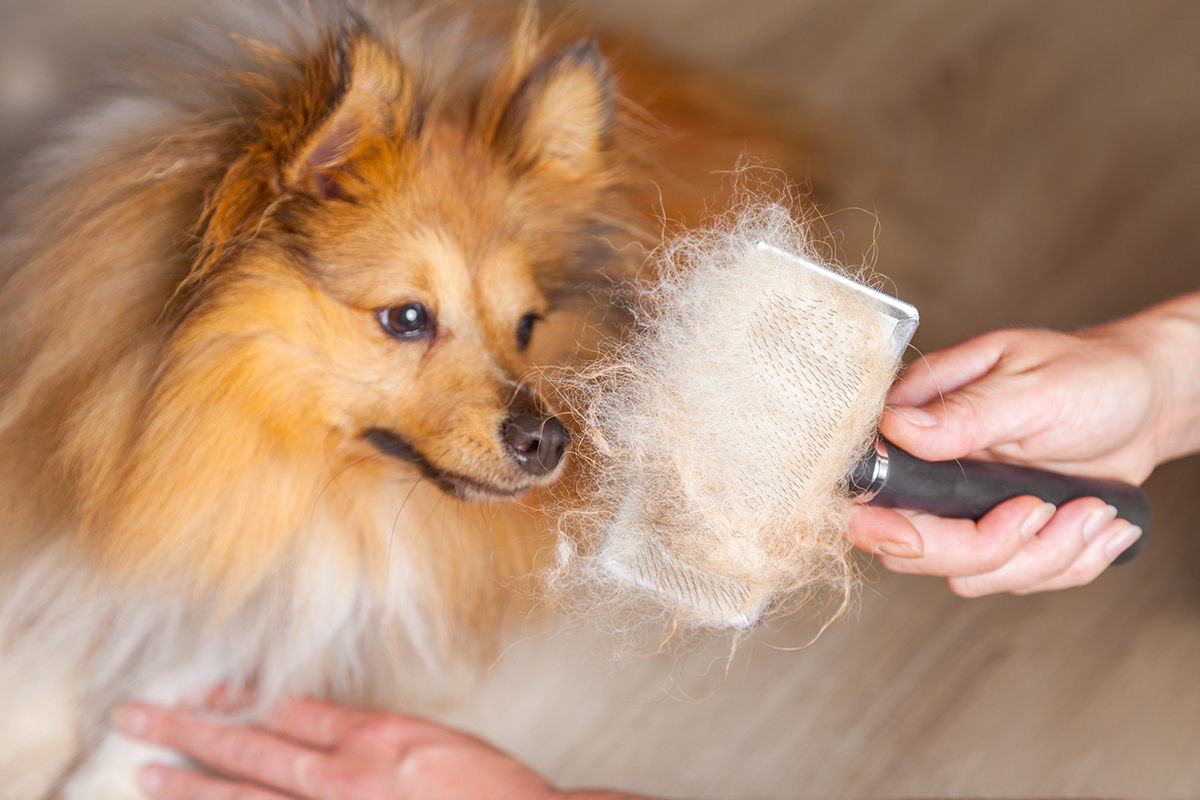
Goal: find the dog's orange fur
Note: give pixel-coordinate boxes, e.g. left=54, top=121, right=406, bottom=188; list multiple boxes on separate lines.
left=0, top=3, right=824, bottom=795
left=15, top=10, right=631, bottom=602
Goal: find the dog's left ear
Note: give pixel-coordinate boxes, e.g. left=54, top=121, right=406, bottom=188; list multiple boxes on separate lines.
left=492, top=41, right=614, bottom=177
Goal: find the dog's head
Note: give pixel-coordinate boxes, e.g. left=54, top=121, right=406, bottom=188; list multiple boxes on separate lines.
left=23, top=19, right=638, bottom=590
left=176, top=29, right=629, bottom=502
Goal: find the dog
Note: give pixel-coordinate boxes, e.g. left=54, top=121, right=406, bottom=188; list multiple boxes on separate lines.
left=0, top=1, right=824, bottom=796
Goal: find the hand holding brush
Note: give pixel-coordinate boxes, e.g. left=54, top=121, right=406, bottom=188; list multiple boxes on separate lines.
left=850, top=292, right=1200, bottom=596
left=554, top=198, right=1200, bottom=629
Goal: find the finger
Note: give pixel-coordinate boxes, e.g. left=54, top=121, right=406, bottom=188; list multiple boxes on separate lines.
left=342, top=710, right=470, bottom=754
left=874, top=496, right=1054, bottom=578
left=139, top=765, right=286, bottom=800
left=882, top=367, right=1047, bottom=462
left=848, top=505, right=926, bottom=559
left=887, top=332, right=1010, bottom=407
left=947, top=498, right=1115, bottom=596
left=119, top=705, right=322, bottom=799
left=263, top=697, right=360, bottom=749
left=270, top=702, right=461, bottom=759
left=180, top=686, right=255, bottom=713
left=1019, top=520, right=1143, bottom=594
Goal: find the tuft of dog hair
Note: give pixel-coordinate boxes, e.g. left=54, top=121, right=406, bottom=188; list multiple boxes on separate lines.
left=548, top=184, right=896, bottom=647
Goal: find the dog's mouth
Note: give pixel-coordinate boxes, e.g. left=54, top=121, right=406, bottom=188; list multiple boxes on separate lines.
left=363, top=427, right=528, bottom=501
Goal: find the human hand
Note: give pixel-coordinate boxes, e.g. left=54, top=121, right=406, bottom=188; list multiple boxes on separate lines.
left=850, top=293, right=1200, bottom=596
left=118, top=696, right=636, bottom=800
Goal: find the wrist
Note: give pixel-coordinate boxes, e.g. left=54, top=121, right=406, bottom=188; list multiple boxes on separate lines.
left=1117, top=292, right=1200, bottom=466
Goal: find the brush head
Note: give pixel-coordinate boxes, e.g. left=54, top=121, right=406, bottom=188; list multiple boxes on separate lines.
left=753, top=243, right=919, bottom=366
left=554, top=200, right=907, bottom=633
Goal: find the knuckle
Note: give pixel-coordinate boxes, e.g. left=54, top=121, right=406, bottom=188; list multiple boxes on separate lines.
left=945, top=393, right=989, bottom=452
left=973, top=523, right=1022, bottom=570
left=995, top=326, right=1051, bottom=349
left=1044, top=540, right=1081, bottom=570
left=218, top=732, right=263, bottom=772
left=141, top=712, right=167, bottom=741
left=948, top=389, right=983, bottom=425
left=358, top=716, right=405, bottom=742
left=947, top=577, right=983, bottom=598
left=978, top=329, right=1023, bottom=362
left=1062, top=559, right=1104, bottom=588
left=977, top=536, right=1016, bottom=571
left=981, top=328, right=1017, bottom=351
left=1053, top=562, right=1085, bottom=586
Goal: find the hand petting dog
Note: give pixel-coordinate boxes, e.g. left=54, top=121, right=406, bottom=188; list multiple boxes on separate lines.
left=119, top=697, right=637, bottom=800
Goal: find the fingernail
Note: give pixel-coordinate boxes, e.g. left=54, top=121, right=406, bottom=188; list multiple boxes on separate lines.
left=890, top=405, right=938, bottom=427
left=1083, top=504, right=1119, bottom=543
left=1021, top=502, right=1057, bottom=541
left=140, top=766, right=164, bottom=798
left=1105, top=524, right=1142, bottom=561
left=118, top=706, right=149, bottom=736
left=875, top=540, right=925, bottom=558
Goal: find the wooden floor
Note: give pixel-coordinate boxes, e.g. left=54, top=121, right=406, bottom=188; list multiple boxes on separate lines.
left=4, top=1, right=1200, bottom=797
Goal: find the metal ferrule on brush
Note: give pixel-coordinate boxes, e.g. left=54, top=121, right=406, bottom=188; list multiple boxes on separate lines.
left=849, top=439, right=890, bottom=502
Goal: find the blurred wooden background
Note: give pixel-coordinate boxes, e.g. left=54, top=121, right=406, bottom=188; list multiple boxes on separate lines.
left=4, top=1, right=1200, bottom=797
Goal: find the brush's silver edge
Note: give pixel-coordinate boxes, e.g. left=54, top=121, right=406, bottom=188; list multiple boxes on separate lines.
left=755, top=241, right=920, bottom=364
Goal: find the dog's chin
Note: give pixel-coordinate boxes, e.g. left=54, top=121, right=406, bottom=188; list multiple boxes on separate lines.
left=362, top=427, right=544, bottom=502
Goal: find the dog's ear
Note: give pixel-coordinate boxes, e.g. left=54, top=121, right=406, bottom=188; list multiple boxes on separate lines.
left=492, top=41, right=614, bottom=177
left=281, top=33, right=417, bottom=200
left=191, top=32, right=418, bottom=285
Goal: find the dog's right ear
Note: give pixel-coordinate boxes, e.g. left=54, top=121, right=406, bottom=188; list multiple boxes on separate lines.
left=279, top=33, right=419, bottom=201
left=193, top=32, right=418, bottom=284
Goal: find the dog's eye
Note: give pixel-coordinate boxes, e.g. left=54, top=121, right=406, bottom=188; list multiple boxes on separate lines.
left=379, top=303, right=434, bottom=339
left=516, top=313, right=543, bottom=350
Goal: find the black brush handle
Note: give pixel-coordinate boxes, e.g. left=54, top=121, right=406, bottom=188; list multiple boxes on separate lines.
left=850, top=439, right=1150, bottom=564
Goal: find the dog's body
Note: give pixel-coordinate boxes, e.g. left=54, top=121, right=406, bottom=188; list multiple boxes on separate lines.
left=0, top=2, right=820, bottom=796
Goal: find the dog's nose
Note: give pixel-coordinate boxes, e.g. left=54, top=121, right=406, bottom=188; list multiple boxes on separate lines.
left=503, top=414, right=570, bottom=475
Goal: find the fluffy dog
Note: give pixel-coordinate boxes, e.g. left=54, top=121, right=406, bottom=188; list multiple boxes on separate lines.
left=0, top=1, right=819, bottom=796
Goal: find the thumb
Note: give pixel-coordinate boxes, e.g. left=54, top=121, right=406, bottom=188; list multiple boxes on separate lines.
left=882, top=369, right=1043, bottom=461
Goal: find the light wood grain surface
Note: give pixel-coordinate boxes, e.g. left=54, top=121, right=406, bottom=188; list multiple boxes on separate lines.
left=3, top=2, right=1199, bottom=797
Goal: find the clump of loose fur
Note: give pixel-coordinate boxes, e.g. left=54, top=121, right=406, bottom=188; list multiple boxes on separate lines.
left=550, top=192, right=898, bottom=642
